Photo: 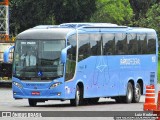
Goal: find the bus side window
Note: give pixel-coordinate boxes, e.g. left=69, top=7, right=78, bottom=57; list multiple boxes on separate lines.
left=115, top=33, right=127, bottom=55
left=141, top=34, right=147, bottom=54
left=78, top=34, right=90, bottom=61
left=137, top=33, right=147, bottom=54
left=90, top=34, right=102, bottom=55
left=147, top=33, right=156, bottom=54
left=127, top=33, right=138, bottom=55
left=103, top=33, right=115, bottom=55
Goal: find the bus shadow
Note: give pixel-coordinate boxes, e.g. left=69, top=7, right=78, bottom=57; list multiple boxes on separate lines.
left=28, top=101, right=144, bottom=108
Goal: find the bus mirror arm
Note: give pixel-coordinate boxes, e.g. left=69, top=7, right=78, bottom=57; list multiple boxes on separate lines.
left=4, top=46, right=15, bottom=63
left=60, top=45, right=71, bottom=64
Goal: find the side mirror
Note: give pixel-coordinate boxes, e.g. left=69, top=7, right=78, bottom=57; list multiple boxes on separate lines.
left=60, top=45, right=71, bottom=64
left=4, top=46, right=15, bottom=63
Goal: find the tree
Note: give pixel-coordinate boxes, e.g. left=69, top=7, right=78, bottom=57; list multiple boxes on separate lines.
left=128, top=0, right=160, bottom=26
left=52, top=0, right=96, bottom=24
left=90, top=0, right=133, bottom=25
left=9, top=0, right=55, bottom=35
left=129, top=0, right=154, bottom=20
left=9, top=0, right=96, bottom=35
left=138, top=3, right=160, bottom=38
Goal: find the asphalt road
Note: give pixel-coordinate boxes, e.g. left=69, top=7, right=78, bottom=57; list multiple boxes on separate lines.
left=0, top=86, right=159, bottom=120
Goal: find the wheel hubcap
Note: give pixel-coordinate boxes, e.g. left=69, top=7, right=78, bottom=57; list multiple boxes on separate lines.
left=135, top=87, right=140, bottom=99
left=128, top=89, right=132, bottom=100
left=76, top=90, right=80, bottom=105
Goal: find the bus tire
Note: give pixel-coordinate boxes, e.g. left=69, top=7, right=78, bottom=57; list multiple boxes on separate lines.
left=132, top=83, right=141, bottom=103
left=70, top=85, right=83, bottom=106
left=124, top=82, right=133, bottom=103
left=28, top=99, right=37, bottom=107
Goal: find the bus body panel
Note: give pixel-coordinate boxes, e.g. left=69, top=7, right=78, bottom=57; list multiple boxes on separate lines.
left=64, top=54, right=157, bottom=99
left=77, top=56, right=110, bottom=97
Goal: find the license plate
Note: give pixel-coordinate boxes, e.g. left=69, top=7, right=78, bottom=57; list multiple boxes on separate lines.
left=31, top=91, right=40, bottom=95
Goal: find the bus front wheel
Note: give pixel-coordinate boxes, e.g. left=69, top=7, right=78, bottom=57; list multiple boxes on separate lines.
left=70, top=85, right=83, bottom=106
left=28, top=99, right=37, bottom=107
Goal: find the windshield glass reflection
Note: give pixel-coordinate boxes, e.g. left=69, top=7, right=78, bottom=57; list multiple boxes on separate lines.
left=13, top=40, right=65, bottom=80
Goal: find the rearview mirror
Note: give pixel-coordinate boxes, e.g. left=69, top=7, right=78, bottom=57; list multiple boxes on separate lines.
left=60, top=45, right=71, bottom=64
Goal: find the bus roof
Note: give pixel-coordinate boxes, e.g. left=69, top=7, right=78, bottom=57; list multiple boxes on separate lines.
left=59, top=23, right=118, bottom=28
left=16, top=27, right=74, bottom=40
left=16, top=23, right=156, bottom=40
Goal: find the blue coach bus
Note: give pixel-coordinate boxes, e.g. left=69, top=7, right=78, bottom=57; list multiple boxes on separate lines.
left=4, top=23, right=158, bottom=106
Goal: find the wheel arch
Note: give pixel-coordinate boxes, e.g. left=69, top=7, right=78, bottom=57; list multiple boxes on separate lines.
left=77, top=82, right=84, bottom=97
left=70, top=81, right=84, bottom=106
left=128, top=79, right=135, bottom=88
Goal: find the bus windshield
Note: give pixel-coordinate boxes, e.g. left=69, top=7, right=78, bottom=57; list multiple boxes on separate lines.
left=13, top=39, right=65, bottom=81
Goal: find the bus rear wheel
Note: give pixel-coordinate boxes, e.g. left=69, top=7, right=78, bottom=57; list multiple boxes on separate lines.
left=123, top=82, right=133, bottom=103
left=132, top=83, right=141, bottom=103
left=70, top=85, right=83, bottom=106
left=28, top=99, right=37, bottom=107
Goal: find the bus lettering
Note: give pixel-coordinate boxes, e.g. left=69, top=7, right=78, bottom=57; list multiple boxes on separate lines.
left=120, top=58, right=140, bottom=65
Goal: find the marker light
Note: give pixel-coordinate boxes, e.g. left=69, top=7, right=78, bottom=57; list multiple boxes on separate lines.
left=13, top=82, right=23, bottom=88
left=50, top=82, right=62, bottom=89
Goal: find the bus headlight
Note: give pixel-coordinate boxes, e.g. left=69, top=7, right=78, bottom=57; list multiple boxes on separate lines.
left=13, top=82, right=23, bottom=88
left=50, top=82, right=62, bottom=89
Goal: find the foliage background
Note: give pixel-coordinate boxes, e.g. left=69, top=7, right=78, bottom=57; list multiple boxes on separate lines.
left=9, top=0, right=160, bottom=39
